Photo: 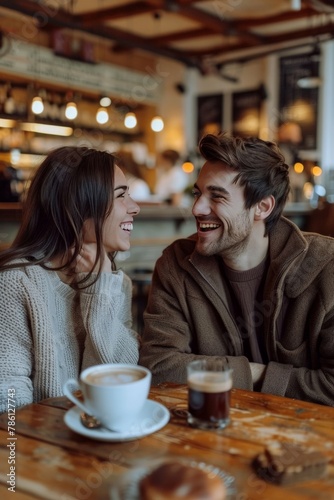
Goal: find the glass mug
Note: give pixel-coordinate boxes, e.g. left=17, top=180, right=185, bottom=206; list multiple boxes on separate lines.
left=187, top=359, right=233, bottom=430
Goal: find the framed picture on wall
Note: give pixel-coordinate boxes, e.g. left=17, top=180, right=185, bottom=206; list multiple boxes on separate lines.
left=232, top=89, right=262, bottom=138
left=279, top=52, right=319, bottom=150
left=197, top=94, right=223, bottom=142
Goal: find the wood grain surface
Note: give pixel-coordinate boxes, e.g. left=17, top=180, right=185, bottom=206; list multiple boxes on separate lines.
left=0, top=384, right=333, bottom=499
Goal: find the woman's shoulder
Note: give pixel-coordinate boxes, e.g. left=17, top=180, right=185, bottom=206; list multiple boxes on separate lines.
left=0, top=259, right=49, bottom=281
left=0, top=258, right=28, bottom=274
left=0, top=261, right=38, bottom=298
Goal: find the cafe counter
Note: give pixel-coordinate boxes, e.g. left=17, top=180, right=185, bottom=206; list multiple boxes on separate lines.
left=0, top=201, right=313, bottom=262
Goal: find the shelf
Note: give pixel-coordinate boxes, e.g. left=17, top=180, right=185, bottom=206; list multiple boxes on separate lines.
left=0, top=114, right=143, bottom=139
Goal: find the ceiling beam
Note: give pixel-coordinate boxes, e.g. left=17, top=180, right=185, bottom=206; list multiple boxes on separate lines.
left=75, top=0, right=262, bottom=43
left=190, top=22, right=334, bottom=59
left=0, top=0, right=203, bottom=69
left=1, top=0, right=333, bottom=71
left=75, top=2, right=154, bottom=25
left=235, top=6, right=317, bottom=29
left=111, top=27, right=211, bottom=54
left=151, top=0, right=263, bottom=43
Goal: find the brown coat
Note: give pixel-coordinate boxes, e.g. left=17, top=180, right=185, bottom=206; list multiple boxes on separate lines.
left=139, top=217, right=334, bottom=406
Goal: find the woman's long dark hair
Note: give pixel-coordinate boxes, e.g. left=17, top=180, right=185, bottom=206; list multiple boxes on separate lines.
left=0, top=146, right=118, bottom=287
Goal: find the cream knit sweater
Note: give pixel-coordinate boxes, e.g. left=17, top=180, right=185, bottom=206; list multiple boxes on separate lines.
left=0, top=262, right=139, bottom=413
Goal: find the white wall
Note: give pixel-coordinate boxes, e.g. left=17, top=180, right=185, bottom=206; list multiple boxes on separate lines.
left=158, top=57, right=271, bottom=155
left=151, top=58, right=187, bottom=156
left=319, top=40, right=334, bottom=174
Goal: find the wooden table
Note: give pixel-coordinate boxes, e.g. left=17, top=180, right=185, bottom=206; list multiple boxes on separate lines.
left=0, top=384, right=333, bottom=499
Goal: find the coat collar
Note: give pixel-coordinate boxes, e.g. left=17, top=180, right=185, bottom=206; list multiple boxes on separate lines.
left=186, top=217, right=307, bottom=298
left=176, top=216, right=334, bottom=299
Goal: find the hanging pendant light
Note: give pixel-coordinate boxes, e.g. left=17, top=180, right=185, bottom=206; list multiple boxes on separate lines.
left=151, top=116, right=164, bottom=132
left=124, top=112, right=137, bottom=129
left=100, top=96, right=111, bottom=107
left=297, top=44, right=322, bottom=89
left=4, top=85, right=16, bottom=115
left=96, top=106, right=109, bottom=124
left=65, top=101, right=78, bottom=120
left=31, top=96, right=44, bottom=115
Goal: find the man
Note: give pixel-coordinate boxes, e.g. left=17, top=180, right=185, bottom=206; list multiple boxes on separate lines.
left=139, top=132, right=334, bottom=406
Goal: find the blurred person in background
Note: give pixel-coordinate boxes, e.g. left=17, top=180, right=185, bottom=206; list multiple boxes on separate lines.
left=117, top=150, right=151, bottom=202
left=154, top=149, right=189, bottom=206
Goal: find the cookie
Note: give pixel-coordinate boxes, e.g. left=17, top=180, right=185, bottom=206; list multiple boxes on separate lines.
left=253, top=443, right=329, bottom=485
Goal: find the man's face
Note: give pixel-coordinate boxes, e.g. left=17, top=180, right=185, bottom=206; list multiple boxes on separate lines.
left=192, top=161, right=256, bottom=259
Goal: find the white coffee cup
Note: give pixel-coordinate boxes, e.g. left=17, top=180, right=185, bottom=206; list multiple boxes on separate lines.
left=63, top=364, right=151, bottom=432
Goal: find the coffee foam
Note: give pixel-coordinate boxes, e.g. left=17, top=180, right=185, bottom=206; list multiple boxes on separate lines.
left=85, top=368, right=144, bottom=386
left=188, top=372, right=232, bottom=393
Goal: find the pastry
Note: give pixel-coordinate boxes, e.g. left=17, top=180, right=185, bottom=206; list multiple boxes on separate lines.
left=253, top=443, right=329, bottom=485
left=139, top=461, right=226, bottom=500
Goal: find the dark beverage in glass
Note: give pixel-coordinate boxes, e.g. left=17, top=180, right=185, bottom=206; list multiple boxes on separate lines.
left=187, top=365, right=233, bottom=429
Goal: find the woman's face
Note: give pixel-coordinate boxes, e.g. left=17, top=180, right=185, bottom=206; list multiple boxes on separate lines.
left=84, top=166, right=140, bottom=252
left=103, top=166, right=140, bottom=252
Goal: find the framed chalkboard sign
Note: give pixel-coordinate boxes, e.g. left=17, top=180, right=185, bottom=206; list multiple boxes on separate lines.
left=197, top=94, right=223, bottom=142
left=232, top=89, right=262, bottom=138
left=279, top=52, right=319, bottom=150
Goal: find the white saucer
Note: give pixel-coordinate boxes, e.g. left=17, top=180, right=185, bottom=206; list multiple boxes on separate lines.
left=64, top=399, right=170, bottom=442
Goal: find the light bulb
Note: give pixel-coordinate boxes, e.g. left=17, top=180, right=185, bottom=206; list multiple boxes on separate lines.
left=31, top=96, right=44, bottom=115
left=100, top=96, right=111, bottom=107
left=182, top=161, right=194, bottom=173
left=151, top=116, right=164, bottom=132
left=96, top=107, right=109, bottom=124
left=124, top=112, right=137, bottom=129
left=65, top=102, right=78, bottom=120
left=291, top=0, right=301, bottom=10
left=297, top=76, right=322, bottom=89
left=10, top=148, right=21, bottom=165
left=4, top=96, right=15, bottom=114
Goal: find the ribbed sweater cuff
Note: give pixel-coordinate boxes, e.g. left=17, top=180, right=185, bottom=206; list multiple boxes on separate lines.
left=261, top=361, right=293, bottom=396
left=77, top=271, right=124, bottom=296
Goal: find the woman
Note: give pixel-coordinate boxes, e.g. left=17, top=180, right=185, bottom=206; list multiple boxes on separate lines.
left=0, top=146, right=140, bottom=413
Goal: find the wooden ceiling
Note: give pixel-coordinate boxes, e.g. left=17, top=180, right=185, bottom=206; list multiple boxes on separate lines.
left=1, top=0, right=334, bottom=73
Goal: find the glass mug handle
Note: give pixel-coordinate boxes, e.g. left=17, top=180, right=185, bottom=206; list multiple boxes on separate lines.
left=63, top=378, right=91, bottom=415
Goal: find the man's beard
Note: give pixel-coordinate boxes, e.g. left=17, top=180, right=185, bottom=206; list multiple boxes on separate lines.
left=196, top=211, right=252, bottom=259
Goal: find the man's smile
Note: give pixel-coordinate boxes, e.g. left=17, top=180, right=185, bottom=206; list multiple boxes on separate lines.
left=198, top=222, right=221, bottom=232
